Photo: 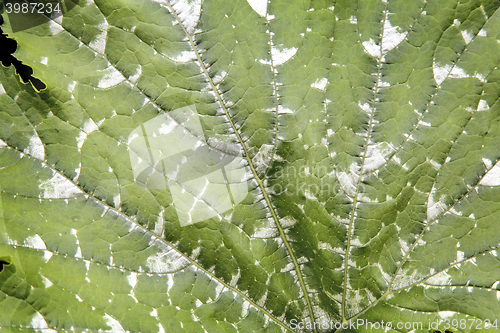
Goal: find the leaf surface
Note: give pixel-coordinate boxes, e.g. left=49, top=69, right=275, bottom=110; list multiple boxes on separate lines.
left=2, top=0, right=500, bottom=332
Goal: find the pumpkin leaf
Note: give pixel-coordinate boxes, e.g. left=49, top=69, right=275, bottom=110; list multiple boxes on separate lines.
left=2, top=0, right=500, bottom=332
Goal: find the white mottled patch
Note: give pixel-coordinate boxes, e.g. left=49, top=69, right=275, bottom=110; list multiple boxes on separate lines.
left=378, top=80, right=390, bottom=87
left=127, top=272, right=138, bottom=289
left=129, top=66, right=141, bottom=84
left=433, top=63, right=452, bottom=86
left=39, top=172, right=83, bottom=199
left=75, top=246, right=82, bottom=259
left=76, top=119, right=98, bottom=150
left=171, top=0, right=202, bottom=34
left=480, top=163, right=500, bottom=186
left=251, top=227, right=279, bottom=238
left=7, top=236, right=18, bottom=246
left=362, top=14, right=406, bottom=58
left=337, top=163, right=360, bottom=198
left=31, top=312, right=56, bottom=332
left=40, top=57, right=48, bottom=65
left=74, top=164, right=81, bottom=182
left=271, top=47, right=297, bottom=66
left=427, top=189, right=447, bottom=221
left=478, top=99, right=490, bottom=111
left=241, top=300, right=250, bottom=317
left=83, top=119, right=99, bottom=133
left=104, top=314, right=125, bottom=333
left=277, top=105, right=294, bottom=114
left=253, top=144, right=274, bottom=175
left=212, top=70, right=227, bottom=85
left=158, top=121, right=177, bottom=135
left=280, top=216, right=296, bottom=228
left=150, top=309, right=158, bottom=318
left=478, top=29, right=487, bottom=37
left=48, top=20, right=64, bottom=35
left=349, top=16, right=357, bottom=24
left=25, top=134, right=45, bottom=160
left=44, top=251, right=52, bottom=263
left=246, top=0, right=267, bottom=17
left=41, top=275, right=53, bottom=288
left=170, top=50, right=197, bottom=63
left=0, top=84, right=5, bottom=95
left=427, top=158, right=441, bottom=170
left=146, top=247, right=190, bottom=273
left=89, top=20, right=109, bottom=54
left=427, top=271, right=452, bottom=285
left=483, top=158, right=493, bottom=169
left=399, top=239, right=409, bottom=253
left=358, top=102, right=372, bottom=115
left=113, top=194, right=121, bottom=208
left=68, top=81, right=77, bottom=93
left=69, top=229, right=82, bottom=258
left=363, top=142, right=394, bottom=173
left=474, top=72, right=487, bottom=82
left=456, top=250, right=464, bottom=262
left=194, top=299, right=203, bottom=308
left=362, top=39, right=379, bottom=58
left=213, top=283, right=225, bottom=301
left=461, top=30, right=473, bottom=44
left=24, top=234, right=46, bottom=250
left=98, top=66, right=126, bottom=89
left=350, top=238, right=362, bottom=247
left=439, top=311, right=457, bottom=319
left=449, top=66, right=469, bottom=79
left=381, top=16, right=406, bottom=54
left=449, top=207, right=461, bottom=216
left=304, top=188, right=317, bottom=200
left=154, top=210, right=165, bottom=236
left=311, top=78, right=328, bottom=91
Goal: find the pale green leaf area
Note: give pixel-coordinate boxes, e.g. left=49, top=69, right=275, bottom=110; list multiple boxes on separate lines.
left=1, top=0, right=500, bottom=332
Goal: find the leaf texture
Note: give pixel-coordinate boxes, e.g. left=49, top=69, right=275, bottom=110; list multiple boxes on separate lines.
left=1, top=0, right=500, bottom=332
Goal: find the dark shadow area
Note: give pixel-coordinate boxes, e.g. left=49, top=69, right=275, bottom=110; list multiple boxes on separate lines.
left=0, top=15, right=46, bottom=90
left=0, top=257, right=12, bottom=273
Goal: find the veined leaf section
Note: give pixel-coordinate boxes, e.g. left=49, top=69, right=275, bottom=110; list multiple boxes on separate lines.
left=1, top=0, right=500, bottom=332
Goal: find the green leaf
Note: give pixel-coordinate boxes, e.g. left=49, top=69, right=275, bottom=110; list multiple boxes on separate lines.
left=2, top=0, right=500, bottom=332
